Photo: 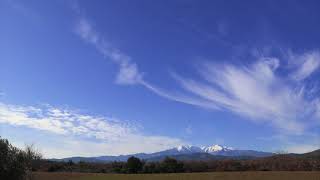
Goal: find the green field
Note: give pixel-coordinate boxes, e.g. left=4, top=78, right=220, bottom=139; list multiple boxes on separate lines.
left=33, top=172, right=320, bottom=180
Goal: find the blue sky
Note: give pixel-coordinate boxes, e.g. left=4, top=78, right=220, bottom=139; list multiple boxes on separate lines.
left=0, top=0, right=320, bottom=158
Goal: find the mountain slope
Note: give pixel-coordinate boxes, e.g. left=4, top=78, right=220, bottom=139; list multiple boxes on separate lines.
left=300, top=149, right=320, bottom=160
left=54, top=144, right=274, bottom=162
left=146, top=153, right=257, bottom=162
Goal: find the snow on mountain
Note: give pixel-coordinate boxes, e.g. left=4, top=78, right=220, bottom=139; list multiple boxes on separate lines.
left=171, top=144, right=233, bottom=154
left=165, top=144, right=272, bottom=157
left=164, top=144, right=235, bottom=155
left=201, top=145, right=233, bottom=153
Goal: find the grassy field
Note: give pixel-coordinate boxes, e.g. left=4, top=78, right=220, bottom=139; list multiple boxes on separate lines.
left=33, top=172, right=320, bottom=180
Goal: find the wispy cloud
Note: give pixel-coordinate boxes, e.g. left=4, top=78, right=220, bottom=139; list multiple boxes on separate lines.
left=69, top=3, right=320, bottom=135
left=149, top=51, right=320, bottom=134
left=70, top=2, right=223, bottom=109
left=0, top=102, right=184, bottom=157
left=73, top=10, right=142, bottom=85
left=289, top=50, right=320, bottom=81
left=140, top=81, right=219, bottom=109
left=71, top=4, right=223, bottom=111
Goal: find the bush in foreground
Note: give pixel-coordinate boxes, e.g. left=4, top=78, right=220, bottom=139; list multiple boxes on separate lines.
left=0, top=137, right=41, bottom=180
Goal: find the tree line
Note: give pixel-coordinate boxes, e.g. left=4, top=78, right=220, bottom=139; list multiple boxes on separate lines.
left=41, top=155, right=320, bottom=173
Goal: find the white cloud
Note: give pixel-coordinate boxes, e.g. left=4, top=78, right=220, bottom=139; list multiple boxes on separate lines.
left=140, top=81, right=220, bottom=110
left=116, top=60, right=142, bottom=85
left=290, top=51, right=320, bottom=81
left=0, top=102, right=184, bottom=158
left=142, top=53, right=320, bottom=134
left=70, top=4, right=319, bottom=136
left=74, top=17, right=142, bottom=85
left=75, top=18, right=99, bottom=45
left=0, top=103, right=66, bottom=134
left=11, top=135, right=182, bottom=159
left=72, top=3, right=220, bottom=108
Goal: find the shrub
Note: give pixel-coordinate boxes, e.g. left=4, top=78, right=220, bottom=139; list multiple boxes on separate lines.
left=160, top=157, right=184, bottom=173
left=0, top=137, right=41, bottom=180
left=127, top=156, right=143, bottom=173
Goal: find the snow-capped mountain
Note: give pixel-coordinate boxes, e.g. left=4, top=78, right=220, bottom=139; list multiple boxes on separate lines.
left=56, top=144, right=273, bottom=162
left=201, top=145, right=233, bottom=153
left=165, top=144, right=234, bottom=155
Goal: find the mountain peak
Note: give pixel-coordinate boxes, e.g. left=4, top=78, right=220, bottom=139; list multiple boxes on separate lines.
left=173, top=144, right=233, bottom=154
left=202, top=144, right=233, bottom=153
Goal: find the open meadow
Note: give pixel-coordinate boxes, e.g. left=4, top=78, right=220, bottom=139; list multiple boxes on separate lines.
left=33, top=172, right=320, bottom=180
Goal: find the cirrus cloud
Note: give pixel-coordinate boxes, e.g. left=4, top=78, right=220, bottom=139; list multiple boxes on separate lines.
left=143, top=51, right=320, bottom=134
left=74, top=15, right=142, bottom=85
left=69, top=2, right=320, bottom=135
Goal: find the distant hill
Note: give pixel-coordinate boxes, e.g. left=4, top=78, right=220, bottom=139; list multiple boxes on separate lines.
left=52, top=144, right=273, bottom=163
left=254, top=149, right=320, bottom=163
left=145, top=153, right=258, bottom=162
left=50, top=156, right=105, bottom=163
left=300, top=149, right=320, bottom=160
left=43, top=148, right=320, bottom=173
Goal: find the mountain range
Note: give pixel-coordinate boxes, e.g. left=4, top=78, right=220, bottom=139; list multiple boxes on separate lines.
left=53, top=144, right=274, bottom=163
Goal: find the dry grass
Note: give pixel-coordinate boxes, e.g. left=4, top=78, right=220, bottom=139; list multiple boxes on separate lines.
left=33, top=171, right=320, bottom=180
left=33, top=172, right=89, bottom=180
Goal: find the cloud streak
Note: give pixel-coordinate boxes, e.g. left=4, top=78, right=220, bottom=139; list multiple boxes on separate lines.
left=290, top=51, right=320, bottom=81
left=71, top=2, right=222, bottom=110
left=71, top=5, right=222, bottom=112
left=70, top=3, right=320, bottom=135
left=0, top=102, right=184, bottom=157
left=157, top=52, right=320, bottom=134
left=74, top=14, right=142, bottom=85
